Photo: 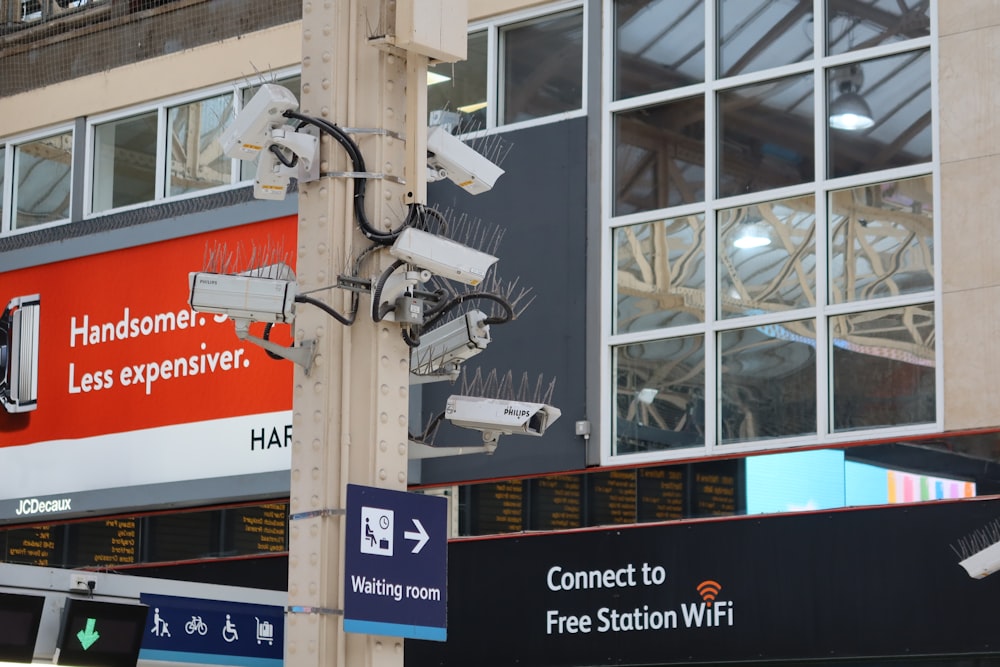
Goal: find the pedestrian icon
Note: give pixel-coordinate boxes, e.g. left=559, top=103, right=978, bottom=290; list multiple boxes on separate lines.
left=360, top=506, right=393, bottom=556
left=151, top=607, right=171, bottom=637
left=222, top=614, right=239, bottom=643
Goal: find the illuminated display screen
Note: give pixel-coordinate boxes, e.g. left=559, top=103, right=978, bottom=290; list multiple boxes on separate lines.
left=469, top=481, right=524, bottom=533
left=56, top=599, right=148, bottom=667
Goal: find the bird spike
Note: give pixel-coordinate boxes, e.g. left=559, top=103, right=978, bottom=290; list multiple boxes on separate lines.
left=952, top=518, right=1000, bottom=561
left=424, top=272, right=534, bottom=327
left=458, top=367, right=556, bottom=404
left=200, top=239, right=293, bottom=277
left=423, top=207, right=506, bottom=258
left=468, top=131, right=513, bottom=169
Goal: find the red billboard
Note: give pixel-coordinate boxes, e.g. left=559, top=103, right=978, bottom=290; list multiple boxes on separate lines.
left=0, top=216, right=297, bottom=504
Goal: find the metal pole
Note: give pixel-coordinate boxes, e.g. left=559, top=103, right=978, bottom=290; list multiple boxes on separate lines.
left=286, top=1, right=415, bottom=666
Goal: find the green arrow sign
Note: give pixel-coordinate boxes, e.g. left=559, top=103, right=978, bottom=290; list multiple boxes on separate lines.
left=77, top=617, right=100, bottom=650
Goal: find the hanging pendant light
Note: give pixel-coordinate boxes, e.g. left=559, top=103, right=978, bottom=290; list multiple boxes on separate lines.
left=829, top=63, right=874, bottom=131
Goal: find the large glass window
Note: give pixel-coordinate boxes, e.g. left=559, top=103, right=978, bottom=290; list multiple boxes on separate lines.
left=500, top=10, right=583, bottom=124
left=1, top=70, right=308, bottom=229
left=429, top=31, right=487, bottom=133
left=718, top=72, right=814, bottom=198
left=614, top=97, right=705, bottom=215
left=607, top=0, right=936, bottom=460
left=12, top=132, right=72, bottom=229
left=614, top=0, right=705, bottom=100
left=429, top=7, right=584, bottom=132
left=93, top=112, right=157, bottom=212
left=718, top=195, right=816, bottom=319
left=166, top=93, right=232, bottom=197
left=827, top=49, right=931, bottom=179
left=831, top=304, right=935, bottom=431
left=614, top=335, right=706, bottom=454
left=719, top=319, right=816, bottom=443
left=718, top=0, right=812, bottom=77
left=826, top=0, right=929, bottom=56
left=614, top=213, right=706, bottom=334
left=829, top=175, right=934, bottom=304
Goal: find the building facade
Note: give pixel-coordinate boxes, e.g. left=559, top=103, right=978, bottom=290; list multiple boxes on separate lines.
left=1, top=0, right=999, bottom=664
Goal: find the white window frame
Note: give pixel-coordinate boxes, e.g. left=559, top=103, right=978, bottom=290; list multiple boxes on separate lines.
left=84, top=82, right=242, bottom=218
left=0, top=145, right=10, bottom=235
left=2, top=124, right=75, bottom=236
left=599, top=0, right=941, bottom=466
left=467, top=0, right=588, bottom=136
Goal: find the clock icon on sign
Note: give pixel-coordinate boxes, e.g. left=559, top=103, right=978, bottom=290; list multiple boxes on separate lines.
left=379, top=515, right=390, bottom=530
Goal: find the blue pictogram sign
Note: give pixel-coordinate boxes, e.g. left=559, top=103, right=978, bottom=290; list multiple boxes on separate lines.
left=138, top=593, right=283, bottom=667
left=344, top=484, right=448, bottom=641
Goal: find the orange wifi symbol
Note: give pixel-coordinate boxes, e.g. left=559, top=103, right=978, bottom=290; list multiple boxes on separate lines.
left=696, top=580, right=722, bottom=607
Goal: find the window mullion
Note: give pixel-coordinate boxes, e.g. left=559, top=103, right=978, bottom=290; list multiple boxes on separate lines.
left=1, top=146, right=10, bottom=233
left=155, top=106, right=167, bottom=201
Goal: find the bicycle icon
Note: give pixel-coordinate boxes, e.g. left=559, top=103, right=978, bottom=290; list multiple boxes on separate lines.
left=185, top=615, right=208, bottom=636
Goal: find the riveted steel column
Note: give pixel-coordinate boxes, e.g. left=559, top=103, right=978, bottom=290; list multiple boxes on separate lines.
left=286, top=1, right=411, bottom=667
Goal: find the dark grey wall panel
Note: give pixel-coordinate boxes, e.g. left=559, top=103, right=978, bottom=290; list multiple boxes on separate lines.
left=419, top=118, right=590, bottom=484
left=0, top=186, right=296, bottom=271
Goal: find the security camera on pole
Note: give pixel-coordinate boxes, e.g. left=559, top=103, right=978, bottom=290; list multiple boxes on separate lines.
left=285, top=3, right=466, bottom=667
left=192, top=2, right=551, bottom=665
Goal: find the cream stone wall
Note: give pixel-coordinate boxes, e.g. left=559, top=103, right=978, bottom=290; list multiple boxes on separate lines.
left=939, top=1, right=1000, bottom=429
left=0, top=22, right=301, bottom=138
left=469, top=0, right=550, bottom=20
left=0, top=0, right=547, bottom=138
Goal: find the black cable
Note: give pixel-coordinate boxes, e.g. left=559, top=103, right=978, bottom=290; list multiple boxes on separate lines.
left=401, top=326, right=421, bottom=348
left=420, top=288, right=452, bottom=319
left=371, top=259, right=407, bottom=322
left=260, top=323, right=287, bottom=361
left=283, top=111, right=412, bottom=245
left=423, top=292, right=515, bottom=329
left=295, top=294, right=355, bottom=326
left=268, top=143, right=298, bottom=168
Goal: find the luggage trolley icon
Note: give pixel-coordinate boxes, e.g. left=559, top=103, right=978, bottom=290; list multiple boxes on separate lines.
left=255, top=617, right=274, bottom=645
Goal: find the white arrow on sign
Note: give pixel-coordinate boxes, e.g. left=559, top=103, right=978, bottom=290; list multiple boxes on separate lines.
left=404, top=518, right=429, bottom=554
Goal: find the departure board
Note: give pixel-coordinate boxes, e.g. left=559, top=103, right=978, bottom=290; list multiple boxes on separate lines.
left=469, top=481, right=524, bottom=534
left=586, top=470, right=637, bottom=525
left=146, top=510, right=217, bottom=562
left=229, top=503, right=288, bottom=554
left=693, top=461, right=739, bottom=516
left=69, top=518, right=139, bottom=567
left=4, top=525, right=62, bottom=567
left=529, top=475, right=582, bottom=530
left=637, top=466, right=685, bottom=521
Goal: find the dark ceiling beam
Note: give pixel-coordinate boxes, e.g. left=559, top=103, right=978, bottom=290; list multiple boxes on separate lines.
left=724, top=0, right=811, bottom=77
left=831, top=0, right=929, bottom=40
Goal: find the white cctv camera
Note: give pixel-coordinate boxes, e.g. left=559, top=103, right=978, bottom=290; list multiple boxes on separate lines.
left=389, top=227, right=498, bottom=286
left=959, top=540, right=1000, bottom=579
left=188, top=271, right=296, bottom=324
left=253, top=127, right=320, bottom=201
left=445, top=395, right=561, bottom=442
left=410, top=310, right=490, bottom=380
left=0, top=294, right=40, bottom=414
left=429, top=110, right=462, bottom=135
left=222, top=84, right=300, bottom=161
left=426, top=125, right=504, bottom=195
